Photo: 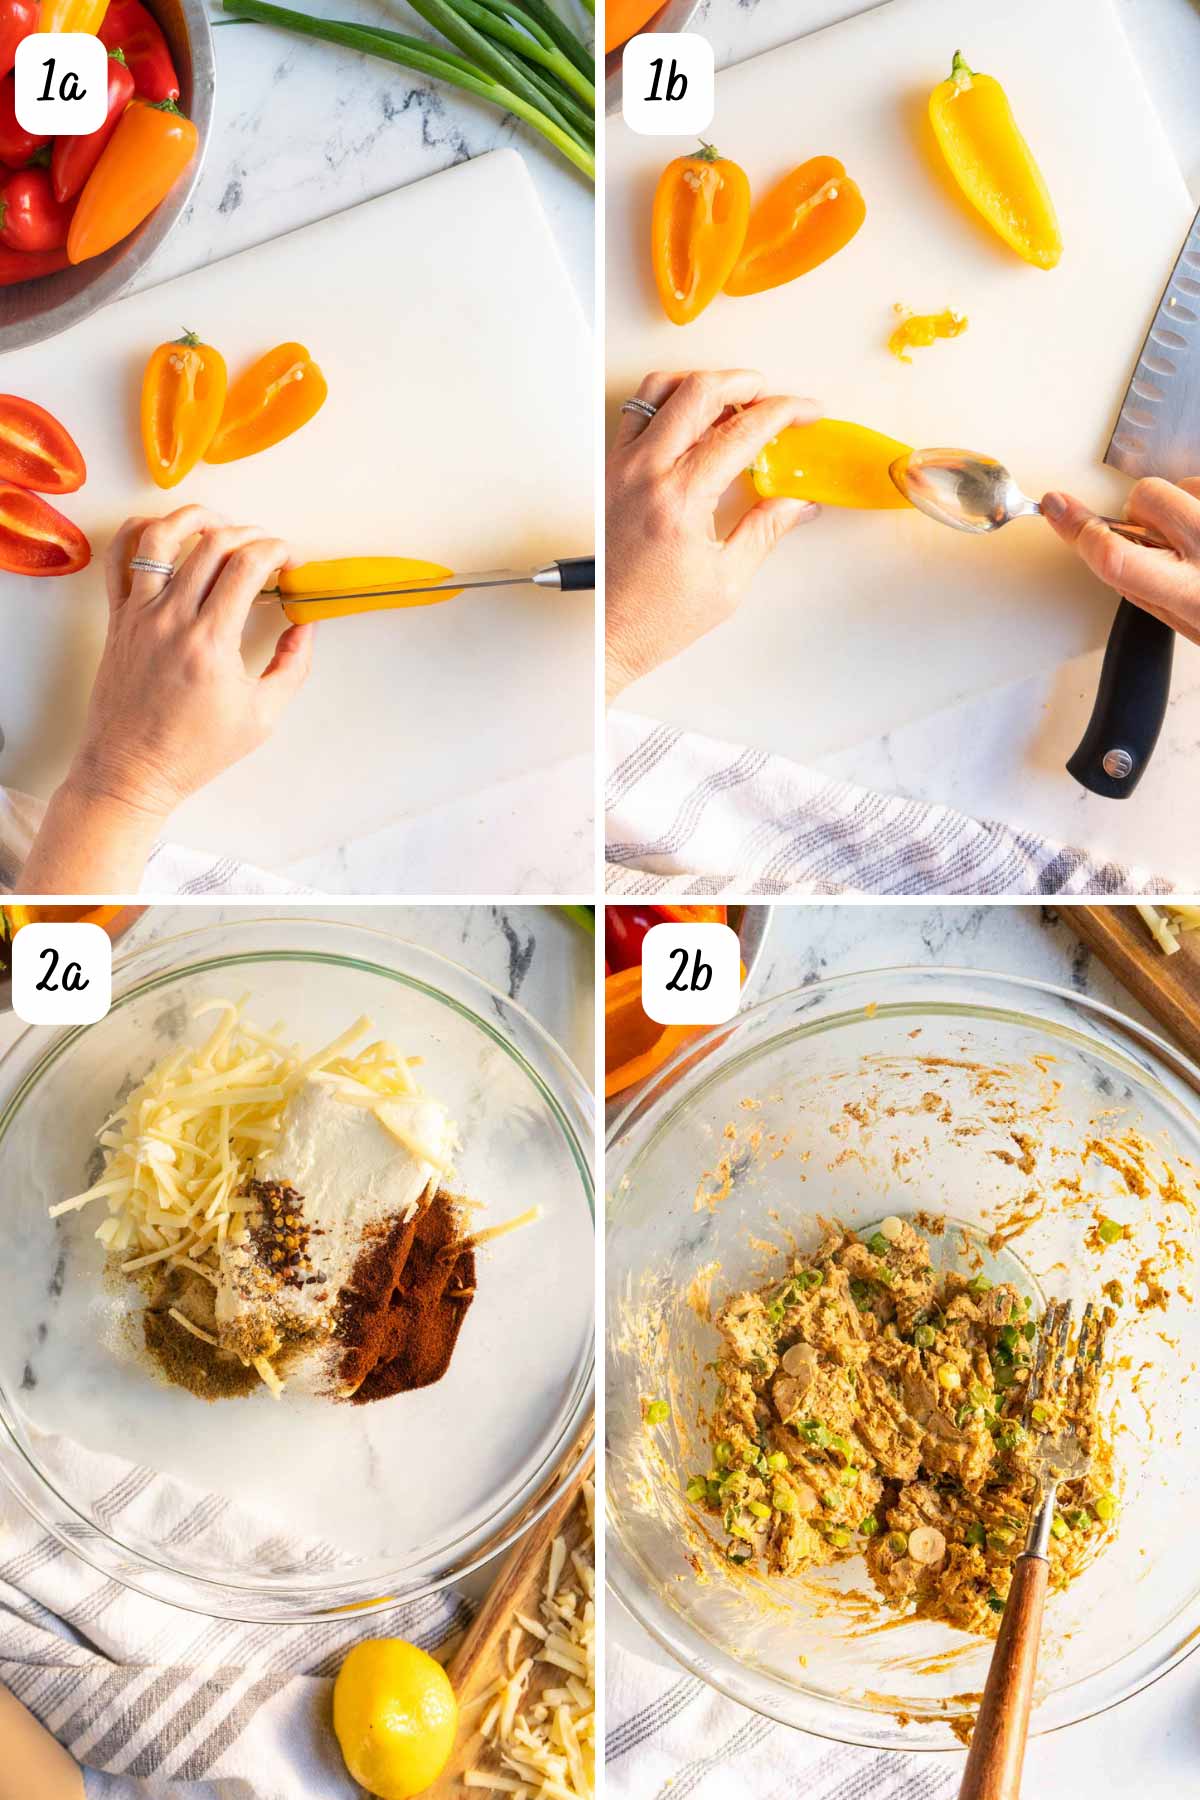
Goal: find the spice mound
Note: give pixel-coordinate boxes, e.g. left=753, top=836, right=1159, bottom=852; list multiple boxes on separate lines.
left=692, top=1219, right=1116, bottom=1637
left=53, top=1001, right=537, bottom=1402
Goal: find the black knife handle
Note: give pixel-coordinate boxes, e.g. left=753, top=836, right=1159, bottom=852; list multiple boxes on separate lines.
left=554, top=556, right=595, bottom=591
left=1065, top=598, right=1175, bottom=798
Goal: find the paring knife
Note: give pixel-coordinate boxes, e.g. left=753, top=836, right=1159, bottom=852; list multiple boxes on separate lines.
left=1067, top=204, right=1200, bottom=799
left=259, top=556, right=594, bottom=619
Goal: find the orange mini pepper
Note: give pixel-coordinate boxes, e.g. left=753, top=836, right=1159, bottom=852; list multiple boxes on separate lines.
left=651, top=144, right=750, bottom=325
left=204, top=342, right=328, bottom=465
left=140, top=330, right=227, bottom=489
left=68, top=98, right=197, bottom=265
left=725, top=155, right=866, bottom=297
left=39, top=0, right=108, bottom=30
left=604, top=0, right=661, bottom=55
left=605, top=966, right=701, bottom=1100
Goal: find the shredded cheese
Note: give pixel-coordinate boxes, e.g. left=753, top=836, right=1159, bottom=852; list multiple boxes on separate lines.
left=468, top=1481, right=595, bottom=1799
left=50, top=999, right=459, bottom=1395
left=1139, top=904, right=1200, bottom=956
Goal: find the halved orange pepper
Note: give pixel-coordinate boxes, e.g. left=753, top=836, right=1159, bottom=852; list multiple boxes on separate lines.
left=928, top=51, right=1061, bottom=269
left=752, top=419, right=913, bottom=511
left=276, top=557, right=462, bottom=624
left=140, top=330, right=227, bottom=489
left=725, top=156, right=866, bottom=297
left=605, top=966, right=702, bottom=1100
left=68, top=99, right=197, bottom=265
left=604, top=0, right=660, bottom=55
left=651, top=144, right=750, bottom=326
left=40, top=0, right=108, bottom=30
left=204, top=342, right=327, bottom=465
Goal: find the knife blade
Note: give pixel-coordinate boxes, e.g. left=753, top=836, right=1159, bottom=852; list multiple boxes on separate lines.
left=1066, top=204, right=1200, bottom=799
left=260, top=556, right=594, bottom=619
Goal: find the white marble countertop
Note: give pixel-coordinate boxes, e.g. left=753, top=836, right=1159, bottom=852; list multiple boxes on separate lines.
left=122, top=1, right=596, bottom=895
left=610, top=898, right=1200, bottom=1797
left=619, top=0, right=1200, bottom=886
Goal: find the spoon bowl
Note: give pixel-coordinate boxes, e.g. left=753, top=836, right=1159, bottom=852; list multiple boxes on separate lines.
left=890, top=446, right=1168, bottom=547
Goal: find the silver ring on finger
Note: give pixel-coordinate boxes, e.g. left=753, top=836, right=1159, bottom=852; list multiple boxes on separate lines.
left=620, top=398, right=658, bottom=421
left=129, top=556, right=176, bottom=578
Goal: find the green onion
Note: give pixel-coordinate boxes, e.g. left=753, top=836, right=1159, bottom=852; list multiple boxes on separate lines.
left=748, top=1500, right=771, bottom=1519
left=1094, top=1493, right=1117, bottom=1522
left=772, top=1487, right=795, bottom=1514
left=967, top=1274, right=993, bottom=1294
left=1050, top=1513, right=1068, bottom=1540
left=887, top=1532, right=908, bottom=1554
left=714, top=1441, right=732, bottom=1466
left=965, top=1521, right=986, bottom=1548
left=913, top=1324, right=936, bottom=1349
left=1097, top=1218, right=1124, bottom=1245
left=645, top=1399, right=670, bottom=1425
left=825, top=1526, right=851, bottom=1548
left=221, top=0, right=595, bottom=181
left=987, top=1591, right=1005, bottom=1615
left=867, top=1231, right=891, bottom=1257
left=766, top=1451, right=788, bottom=1471
left=796, top=1268, right=825, bottom=1291
left=859, top=1514, right=879, bottom=1536
left=1022, top=1319, right=1037, bottom=1341
left=685, top=1477, right=707, bottom=1504
left=838, top=1467, right=858, bottom=1488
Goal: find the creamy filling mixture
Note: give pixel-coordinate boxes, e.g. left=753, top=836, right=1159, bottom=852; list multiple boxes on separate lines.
left=693, top=1218, right=1115, bottom=1638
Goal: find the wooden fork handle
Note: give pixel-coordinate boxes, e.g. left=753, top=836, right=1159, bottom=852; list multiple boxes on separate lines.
left=958, top=1552, right=1048, bottom=1800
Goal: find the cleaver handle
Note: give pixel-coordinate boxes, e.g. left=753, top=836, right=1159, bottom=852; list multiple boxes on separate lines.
left=1066, top=600, right=1175, bottom=799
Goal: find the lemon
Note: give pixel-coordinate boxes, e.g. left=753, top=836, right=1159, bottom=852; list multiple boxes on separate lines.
left=333, top=1639, right=458, bottom=1800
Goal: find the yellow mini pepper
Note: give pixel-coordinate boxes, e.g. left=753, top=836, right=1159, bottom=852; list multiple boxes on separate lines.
left=928, top=50, right=1061, bottom=269
left=39, top=0, right=109, bottom=30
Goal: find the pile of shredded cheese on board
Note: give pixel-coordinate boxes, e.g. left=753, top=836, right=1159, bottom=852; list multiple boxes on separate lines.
left=463, top=1480, right=595, bottom=1799
left=48, top=1000, right=447, bottom=1392
left=1138, top=904, right=1200, bottom=956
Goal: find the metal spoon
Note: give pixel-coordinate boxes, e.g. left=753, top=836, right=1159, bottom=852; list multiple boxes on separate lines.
left=889, top=447, right=1168, bottom=547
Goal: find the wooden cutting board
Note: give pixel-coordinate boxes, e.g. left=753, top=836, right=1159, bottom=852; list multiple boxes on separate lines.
left=1069, top=904, right=1200, bottom=1070
left=432, top=1445, right=595, bottom=1795
left=606, top=0, right=1195, bottom=776
left=0, top=150, right=593, bottom=869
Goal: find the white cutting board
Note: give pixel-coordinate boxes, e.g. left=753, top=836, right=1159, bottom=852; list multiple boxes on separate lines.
left=606, top=0, right=1195, bottom=767
left=0, top=150, right=593, bottom=867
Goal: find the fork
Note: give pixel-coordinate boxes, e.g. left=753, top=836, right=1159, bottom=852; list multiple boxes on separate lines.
left=959, top=1299, right=1106, bottom=1800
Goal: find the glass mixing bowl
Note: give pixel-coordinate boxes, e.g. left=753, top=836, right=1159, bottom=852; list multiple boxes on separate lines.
left=606, top=967, right=1200, bottom=1750
left=0, top=916, right=594, bottom=1621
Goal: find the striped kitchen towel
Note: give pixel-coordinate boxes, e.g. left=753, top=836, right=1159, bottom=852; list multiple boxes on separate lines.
left=607, top=1642, right=960, bottom=1800
left=0, top=1429, right=468, bottom=1798
left=606, top=713, right=1176, bottom=897
left=0, top=786, right=307, bottom=898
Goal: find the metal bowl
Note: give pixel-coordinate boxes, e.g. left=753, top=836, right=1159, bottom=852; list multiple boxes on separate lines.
left=0, top=0, right=215, bottom=351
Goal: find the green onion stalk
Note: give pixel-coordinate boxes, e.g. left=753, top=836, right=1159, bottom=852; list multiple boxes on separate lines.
left=221, top=0, right=595, bottom=182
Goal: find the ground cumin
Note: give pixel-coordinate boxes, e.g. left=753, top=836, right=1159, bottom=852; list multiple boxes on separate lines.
left=339, top=1189, right=476, bottom=1403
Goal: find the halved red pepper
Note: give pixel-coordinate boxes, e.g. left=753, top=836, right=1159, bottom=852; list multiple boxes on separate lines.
left=0, top=245, right=67, bottom=284
left=0, top=72, right=47, bottom=168
left=0, top=482, right=90, bottom=575
left=99, top=0, right=179, bottom=102
left=51, top=50, right=134, bottom=204
left=0, top=396, right=85, bottom=492
left=0, top=0, right=37, bottom=81
left=0, top=166, right=72, bottom=252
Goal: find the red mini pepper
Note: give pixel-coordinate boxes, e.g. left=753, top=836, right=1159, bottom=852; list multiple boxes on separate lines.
left=0, top=481, right=90, bottom=576
left=0, top=72, right=48, bottom=168
left=99, top=0, right=179, bottom=102
left=0, top=244, right=67, bottom=284
left=51, top=49, right=134, bottom=202
left=0, top=395, right=85, bottom=492
left=0, top=0, right=36, bottom=80
left=0, top=166, right=72, bottom=251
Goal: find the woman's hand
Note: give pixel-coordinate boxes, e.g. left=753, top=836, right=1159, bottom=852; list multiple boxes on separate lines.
left=19, top=505, right=314, bottom=894
left=1042, top=478, right=1200, bottom=643
left=606, top=369, right=821, bottom=702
